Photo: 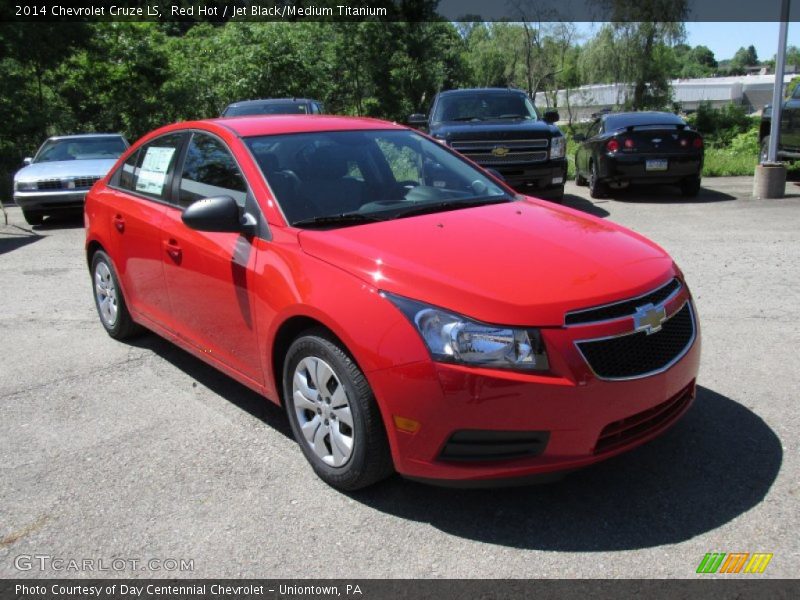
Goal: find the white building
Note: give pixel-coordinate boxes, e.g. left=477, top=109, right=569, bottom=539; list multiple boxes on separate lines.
left=542, top=74, right=797, bottom=121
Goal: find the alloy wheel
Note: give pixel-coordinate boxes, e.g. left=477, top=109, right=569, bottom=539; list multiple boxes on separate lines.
left=94, top=261, right=118, bottom=327
left=292, top=356, right=354, bottom=467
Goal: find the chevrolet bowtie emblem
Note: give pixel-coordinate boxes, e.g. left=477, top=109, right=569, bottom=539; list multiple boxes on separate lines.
left=491, top=146, right=510, bottom=157
left=633, top=303, right=667, bottom=335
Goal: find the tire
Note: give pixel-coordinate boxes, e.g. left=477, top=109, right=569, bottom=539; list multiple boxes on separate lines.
left=589, top=161, right=607, bottom=199
left=549, top=186, right=565, bottom=203
left=283, top=329, right=393, bottom=491
left=681, top=176, right=702, bottom=198
left=22, top=208, right=44, bottom=226
left=575, top=168, right=588, bottom=187
left=90, top=250, right=141, bottom=340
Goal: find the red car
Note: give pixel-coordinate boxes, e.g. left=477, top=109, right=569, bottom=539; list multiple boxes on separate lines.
left=85, top=116, right=701, bottom=490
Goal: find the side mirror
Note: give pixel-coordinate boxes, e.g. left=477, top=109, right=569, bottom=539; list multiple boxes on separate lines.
left=486, top=168, right=506, bottom=182
left=572, top=133, right=586, bottom=142
left=408, top=113, right=428, bottom=127
left=182, top=196, right=242, bottom=233
left=23, top=157, right=32, bottom=166
left=543, top=110, right=560, bottom=124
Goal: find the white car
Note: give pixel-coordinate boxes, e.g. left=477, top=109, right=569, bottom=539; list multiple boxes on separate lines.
left=13, top=134, right=128, bottom=225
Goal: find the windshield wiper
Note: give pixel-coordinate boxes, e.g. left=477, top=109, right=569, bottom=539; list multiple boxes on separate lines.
left=451, top=116, right=483, bottom=122
left=495, top=114, right=529, bottom=120
left=393, top=197, right=510, bottom=219
left=291, top=213, right=382, bottom=228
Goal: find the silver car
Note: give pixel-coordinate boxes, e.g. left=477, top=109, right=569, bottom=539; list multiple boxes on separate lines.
left=13, top=134, right=129, bottom=225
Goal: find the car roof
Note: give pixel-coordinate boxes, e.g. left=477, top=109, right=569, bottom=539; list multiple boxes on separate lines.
left=195, top=115, right=405, bottom=137
left=602, top=111, right=686, bottom=130
left=47, top=133, right=125, bottom=141
left=439, top=88, right=527, bottom=96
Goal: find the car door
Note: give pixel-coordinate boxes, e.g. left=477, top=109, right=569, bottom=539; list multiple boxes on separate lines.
left=103, top=133, right=185, bottom=326
left=159, top=131, right=264, bottom=384
left=781, top=85, right=800, bottom=150
left=577, top=119, right=601, bottom=176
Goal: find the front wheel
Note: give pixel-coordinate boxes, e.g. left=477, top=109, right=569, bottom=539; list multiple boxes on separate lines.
left=91, top=250, right=141, bottom=340
left=283, top=330, right=393, bottom=490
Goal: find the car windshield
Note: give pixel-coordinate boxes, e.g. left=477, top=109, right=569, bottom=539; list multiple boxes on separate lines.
left=245, top=129, right=511, bottom=228
left=225, top=103, right=309, bottom=116
left=35, top=137, right=127, bottom=163
left=432, top=93, right=538, bottom=123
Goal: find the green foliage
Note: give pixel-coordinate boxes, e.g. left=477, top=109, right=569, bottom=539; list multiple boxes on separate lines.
left=685, top=102, right=756, bottom=146
left=702, top=147, right=757, bottom=176
left=785, top=76, right=800, bottom=100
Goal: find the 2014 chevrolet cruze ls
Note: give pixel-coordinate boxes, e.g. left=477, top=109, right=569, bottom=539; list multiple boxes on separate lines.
left=85, top=116, right=700, bottom=490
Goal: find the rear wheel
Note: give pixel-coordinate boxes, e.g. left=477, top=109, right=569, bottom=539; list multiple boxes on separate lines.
left=680, top=176, right=702, bottom=197
left=283, top=329, right=393, bottom=491
left=575, top=167, right=588, bottom=186
left=22, top=208, right=44, bottom=226
left=91, top=250, right=141, bottom=340
left=589, top=161, right=607, bottom=199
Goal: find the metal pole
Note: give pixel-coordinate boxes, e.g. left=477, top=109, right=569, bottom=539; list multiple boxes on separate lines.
left=767, top=0, right=791, bottom=163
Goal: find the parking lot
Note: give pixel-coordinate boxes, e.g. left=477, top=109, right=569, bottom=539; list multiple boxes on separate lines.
left=0, top=176, right=798, bottom=578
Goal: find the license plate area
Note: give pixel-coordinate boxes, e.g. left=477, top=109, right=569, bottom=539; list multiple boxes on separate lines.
left=646, top=159, right=668, bottom=171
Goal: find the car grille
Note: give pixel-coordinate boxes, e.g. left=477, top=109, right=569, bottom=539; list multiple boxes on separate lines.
left=36, top=179, right=63, bottom=190
left=565, top=278, right=681, bottom=326
left=73, top=176, right=100, bottom=188
left=450, top=139, right=550, bottom=165
left=461, top=151, right=548, bottom=165
left=576, top=303, right=695, bottom=380
left=439, top=430, right=550, bottom=462
left=34, top=176, right=100, bottom=190
left=594, top=384, right=693, bottom=454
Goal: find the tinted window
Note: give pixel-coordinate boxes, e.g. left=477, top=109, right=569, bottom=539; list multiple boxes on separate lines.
left=116, top=134, right=183, bottom=202
left=36, top=136, right=127, bottom=163
left=179, top=133, right=247, bottom=208
left=118, top=149, right=140, bottom=191
left=225, top=102, right=309, bottom=117
left=432, top=93, right=538, bottom=122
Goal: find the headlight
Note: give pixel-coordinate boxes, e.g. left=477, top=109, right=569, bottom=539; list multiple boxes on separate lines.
left=550, top=136, right=565, bottom=159
left=385, top=293, right=549, bottom=371
left=14, top=180, right=37, bottom=191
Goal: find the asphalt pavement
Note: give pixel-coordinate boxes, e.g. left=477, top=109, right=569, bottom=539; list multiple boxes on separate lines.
left=0, top=177, right=797, bottom=578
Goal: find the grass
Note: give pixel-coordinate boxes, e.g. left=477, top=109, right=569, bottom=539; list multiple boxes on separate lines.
left=702, top=147, right=758, bottom=177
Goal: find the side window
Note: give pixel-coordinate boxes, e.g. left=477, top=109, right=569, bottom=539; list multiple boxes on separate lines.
left=310, top=103, right=320, bottom=115
left=588, top=120, right=602, bottom=138
left=179, top=133, right=247, bottom=209
left=116, top=134, right=183, bottom=202
left=117, top=149, right=140, bottom=191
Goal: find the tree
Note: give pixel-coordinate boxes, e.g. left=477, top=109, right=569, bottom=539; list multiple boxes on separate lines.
left=729, top=45, right=759, bottom=73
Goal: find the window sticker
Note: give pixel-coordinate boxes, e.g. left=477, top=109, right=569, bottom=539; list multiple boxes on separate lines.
left=136, top=146, right=175, bottom=195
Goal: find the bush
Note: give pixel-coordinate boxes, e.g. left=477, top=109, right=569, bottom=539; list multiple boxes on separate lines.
left=686, top=102, right=756, bottom=146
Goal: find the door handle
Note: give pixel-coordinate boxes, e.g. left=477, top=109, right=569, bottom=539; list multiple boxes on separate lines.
left=113, top=214, right=125, bottom=233
left=163, top=239, right=182, bottom=262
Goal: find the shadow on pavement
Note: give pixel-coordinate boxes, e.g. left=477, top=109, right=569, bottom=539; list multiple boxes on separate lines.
left=610, top=184, right=736, bottom=204
left=350, top=386, right=782, bottom=551
left=561, top=194, right=611, bottom=218
left=0, top=225, right=44, bottom=256
left=126, top=332, right=293, bottom=440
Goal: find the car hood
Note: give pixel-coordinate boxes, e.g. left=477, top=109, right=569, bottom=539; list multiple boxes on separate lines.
left=431, top=119, right=558, bottom=141
left=298, top=200, right=676, bottom=326
left=14, top=159, right=118, bottom=182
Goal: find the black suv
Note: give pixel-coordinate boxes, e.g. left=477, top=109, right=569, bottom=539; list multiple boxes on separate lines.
left=408, top=88, right=567, bottom=200
left=759, top=84, right=800, bottom=162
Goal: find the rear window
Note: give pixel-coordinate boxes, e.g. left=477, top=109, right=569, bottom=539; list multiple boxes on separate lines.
left=604, top=113, right=686, bottom=131
left=224, top=103, right=309, bottom=117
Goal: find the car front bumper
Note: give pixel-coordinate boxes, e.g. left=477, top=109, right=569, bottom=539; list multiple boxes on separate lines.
left=13, top=190, right=88, bottom=211
left=368, top=291, right=701, bottom=485
left=488, top=159, right=568, bottom=196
